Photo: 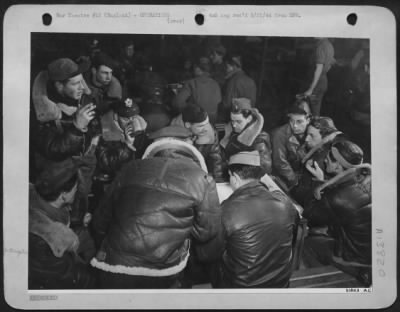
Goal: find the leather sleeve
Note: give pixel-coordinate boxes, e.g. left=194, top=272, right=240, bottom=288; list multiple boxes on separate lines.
left=91, top=177, right=121, bottom=246
left=206, top=142, right=224, bottom=183
left=191, top=175, right=222, bottom=243
left=303, top=192, right=338, bottom=227
left=253, top=132, right=273, bottom=174
left=195, top=220, right=226, bottom=263
left=29, top=234, right=96, bottom=289
left=33, top=120, right=85, bottom=161
left=271, top=129, right=298, bottom=189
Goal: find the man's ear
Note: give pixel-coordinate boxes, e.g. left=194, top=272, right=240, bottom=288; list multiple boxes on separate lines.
left=232, top=172, right=241, bottom=183
left=184, top=122, right=191, bottom=129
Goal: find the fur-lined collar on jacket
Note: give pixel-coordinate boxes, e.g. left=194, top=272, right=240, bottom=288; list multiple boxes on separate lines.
left=220, top=108, right=264, bottom=149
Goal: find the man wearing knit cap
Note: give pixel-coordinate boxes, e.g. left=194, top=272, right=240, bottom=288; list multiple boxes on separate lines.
left=85, top=52, right=122, bottom=114
left=170, top=104, right=224, bottom=182
left=198, top=150, right=298, bottom=288
left=91, top=124, right=221, bottom=289
left=220, top=54, right=257, bottom=123
left=302, top=140, right=371, bottom=287
left=172, top=57, right=222, bottom=125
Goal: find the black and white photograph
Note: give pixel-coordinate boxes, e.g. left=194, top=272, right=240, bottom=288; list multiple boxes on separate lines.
left=3, top=5, right=397, bottom=309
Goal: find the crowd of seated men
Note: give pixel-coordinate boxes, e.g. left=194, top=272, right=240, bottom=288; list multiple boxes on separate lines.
left=28, top=40, right=371, bottom=289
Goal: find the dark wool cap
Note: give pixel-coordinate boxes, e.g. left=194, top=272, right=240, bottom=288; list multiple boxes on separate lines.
left=35, top=160, right=79, bottom=198
left=182, top=104, right=208, bottom=123
left=48, top=58, right=90, bottom=81
left=92, top=52, right=117, bottom=70
left=113, top=98, right=140, bottom=117
left=148, top=126, right=192, bottom=140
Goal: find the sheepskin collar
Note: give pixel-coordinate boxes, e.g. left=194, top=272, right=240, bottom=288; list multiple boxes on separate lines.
left=220, top=108, right=264, bottom=148
left=142, top=138, right=208, bottom=173
left=29, top=185, right=79, bottom=258
left=32, top=70, right=91, bottom=122
left=314, top=164, right=371, bottom=200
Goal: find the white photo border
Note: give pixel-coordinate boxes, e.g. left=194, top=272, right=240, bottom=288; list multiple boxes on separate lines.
left=3, top=4, right=397, bottom=309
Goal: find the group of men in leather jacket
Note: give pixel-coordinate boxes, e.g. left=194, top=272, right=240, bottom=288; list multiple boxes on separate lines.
left=28, top=39, right=371, bottom=289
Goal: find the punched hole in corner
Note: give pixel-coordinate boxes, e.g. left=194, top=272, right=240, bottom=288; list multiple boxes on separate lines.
left=195, top=13, right=205, bottom=25
left=347, top=13, right=357, bottom=26
left=42, top=13, right=52, bottom=26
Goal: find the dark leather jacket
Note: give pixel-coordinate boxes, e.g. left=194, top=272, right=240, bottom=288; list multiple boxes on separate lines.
left=220, top=109, right=272, bottom=176
left=201, top=181, right=298, bottom=288
left=91, top=144, right=221, bottom=276
left=304, top=166, right=371, bottom=264
left=195, top=128, right=224, bottom=183
left=271, top=123, right=307, bottom=190
left=32, top=87, right=99, bottom=162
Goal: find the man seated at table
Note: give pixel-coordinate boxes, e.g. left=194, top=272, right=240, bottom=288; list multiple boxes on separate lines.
left=197, top=151, right=298, bottom=288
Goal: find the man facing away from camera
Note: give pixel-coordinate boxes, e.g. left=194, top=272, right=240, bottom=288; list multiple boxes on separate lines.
left=90, top=126, right=221, bottom=289
left=197, top=151, right=298, bottom=288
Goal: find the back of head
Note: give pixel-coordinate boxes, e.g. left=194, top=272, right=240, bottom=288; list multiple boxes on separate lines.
left=194, top=57, right=211, bottom=73
left=228, top=151, right=263, bottom=180
left=182, top=104, right=208, bottom=124
left=34, top=160, right=79, bottom=202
